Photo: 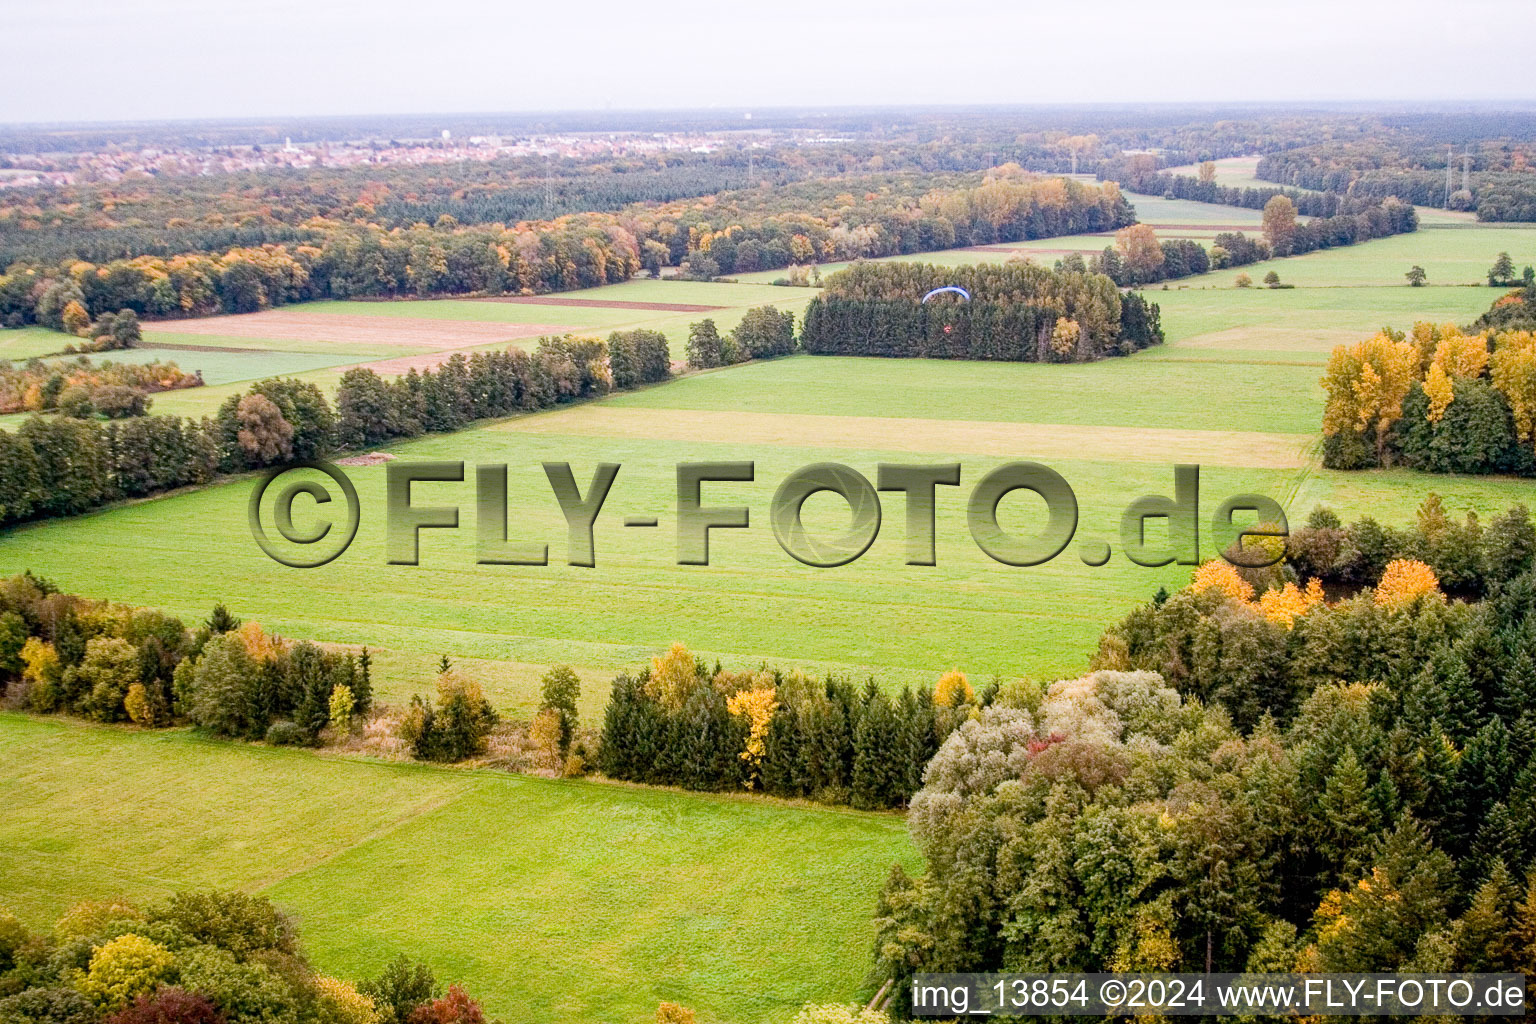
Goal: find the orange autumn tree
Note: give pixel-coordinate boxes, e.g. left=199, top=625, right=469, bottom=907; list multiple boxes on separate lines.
left=933, top=670, right=975, bottom=707
left=1190, top=561, right=1325, bottom=628
left=1190, top=560, right=1255, bottom=603
left=1374, top=559, right=1444, bottom=609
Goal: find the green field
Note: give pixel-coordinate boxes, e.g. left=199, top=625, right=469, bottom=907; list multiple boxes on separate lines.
left=0, top=713, right=913, bottom=1024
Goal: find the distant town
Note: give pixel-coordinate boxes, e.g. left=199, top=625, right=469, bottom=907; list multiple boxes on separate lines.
left=0, top=128, right=782, bottom=189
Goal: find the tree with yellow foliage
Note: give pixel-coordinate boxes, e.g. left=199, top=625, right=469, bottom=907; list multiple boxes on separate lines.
left=1114, top=223, right=1164, bottom=284
left=1320, top=332, right=1422, bottom=463
left=1049, top=317, right=1081, bottom=359
left=644, top=642, right=699, bottom=711
left=61, top=300, right=90, bottom=337
left=1374, top=559, right=1444, bottom=609
left=1262, top=194, right=1298, bottom=254
left=124, top=682, right=154, bottom=727
left=933, top=670, right=974, bottom=708
left=1491, top=330, right=1536, bottom=448
left=1190, top=560, right=1256, bottom=603
left=726, top=687, right=778, bottom=786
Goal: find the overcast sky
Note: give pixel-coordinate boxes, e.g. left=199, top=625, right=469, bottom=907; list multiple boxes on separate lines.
left=1, top=0, right=1530, bottom=124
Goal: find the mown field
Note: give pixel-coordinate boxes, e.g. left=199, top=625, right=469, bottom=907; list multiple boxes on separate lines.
left=0, top=712, right=915, bottom=1024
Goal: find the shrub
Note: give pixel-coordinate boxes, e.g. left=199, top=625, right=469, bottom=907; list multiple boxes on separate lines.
left=359, top=955, right=437, bottom=1024
left=263, top=722, right=310, bottom=747
left=654, top=1005, right=695, bottom=1024
left=173, top=946, right=297, bottom=1024
left=405, top=986, right=482, bottom=1024
left=310, top=978, right=379, bottom=1024
left=0, top=911, right=26, bottom=973
left=55, top=900, right=146, bottom=940
left=103, top=989, right=225, bottom=1024
left=0, top=988, right=98, bottom=1024
left=789, top=1006, right=888, bottom=1024
left=153, top=891, right=295, bottom=960
left=78, top=934, right=177, bottom=1010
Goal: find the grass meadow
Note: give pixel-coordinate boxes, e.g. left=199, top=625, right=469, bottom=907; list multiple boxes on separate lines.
left=0, top=713, right=914, bottom=1024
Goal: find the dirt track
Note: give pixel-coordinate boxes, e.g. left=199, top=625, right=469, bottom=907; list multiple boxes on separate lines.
left=475, top=296, right=726, bottom=312
left=149, top=311, right=572, bottom=348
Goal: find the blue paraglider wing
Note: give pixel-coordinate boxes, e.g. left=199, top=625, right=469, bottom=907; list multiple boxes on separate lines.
left=920, top=286, right=972, bottom=303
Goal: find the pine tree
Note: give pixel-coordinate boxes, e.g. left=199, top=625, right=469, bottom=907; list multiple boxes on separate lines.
left=851, top=688, right=901, bottom=810
left=1453, top=860, right=1522, bottom=970
left=353, top=647, right=373, bottom=715
left=1318, top=749, right=1378, bottom=889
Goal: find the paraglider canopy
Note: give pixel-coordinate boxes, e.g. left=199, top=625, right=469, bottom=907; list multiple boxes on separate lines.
left=921, top=285, right=972, bottom=303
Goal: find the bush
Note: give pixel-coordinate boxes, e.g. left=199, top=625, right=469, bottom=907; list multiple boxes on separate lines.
left=263, top=722, right=310, bottom=747
left=103, top=989, right=225, bottom=1024
left=78, top=934, right=177, bottom=1009
left=153, top=891, right=295, bottom=960
left=405, top=986, right=482, bottom=1024
left=0, top=988, right=98, bottom=1024
left=359, top=955, right=437, bottom=1024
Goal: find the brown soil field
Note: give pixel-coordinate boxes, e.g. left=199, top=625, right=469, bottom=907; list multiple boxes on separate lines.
left=149, top=311, right=571, bottom=348
left=495, top=406, right=1311, bottom=469
left=476, top=296, right=726, bottom=312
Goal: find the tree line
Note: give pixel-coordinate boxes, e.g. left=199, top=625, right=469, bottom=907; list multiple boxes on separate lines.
left=0, top=172, right=1131, bottom=330
left=799, top=261, right=1163, bottom=361
left=0, top=572, right=371, bottom=745
left=1, top=354, right=200, bottom=418
left=598, top=643, right=983, bottom=810
left=0, top=888, right=487, bottom=1024
left=1256, top=140, right=1536, bottom=222
left=0, top=329, right=672, bottom=528
left=874, top=546, right=1536, bottom=1014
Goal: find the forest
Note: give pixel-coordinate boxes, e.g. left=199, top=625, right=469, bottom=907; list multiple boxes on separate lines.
left=872, top=536, right=1536, bottom=1013
left=800, top=261, right=1162, bottom=361
left=0, top=171, right=1130, bottom=329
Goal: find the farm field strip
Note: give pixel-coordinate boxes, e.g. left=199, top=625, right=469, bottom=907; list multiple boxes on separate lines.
left=497, top=405, right=1313, bottom=468
left=148, top=309, right=575, bottom=347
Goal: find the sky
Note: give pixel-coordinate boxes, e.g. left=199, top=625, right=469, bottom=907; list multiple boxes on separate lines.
left=1, top=0, right=1531, bottom=124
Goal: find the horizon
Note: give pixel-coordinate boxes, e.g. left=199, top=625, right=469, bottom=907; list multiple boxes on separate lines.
left=3, top=0, right=1532, bottom=124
